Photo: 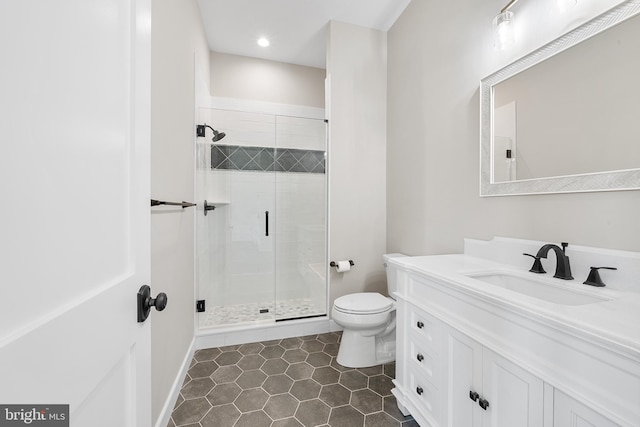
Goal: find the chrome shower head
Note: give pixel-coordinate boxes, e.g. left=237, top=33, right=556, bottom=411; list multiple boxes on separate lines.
left=196, top=124, right=226, bottom=142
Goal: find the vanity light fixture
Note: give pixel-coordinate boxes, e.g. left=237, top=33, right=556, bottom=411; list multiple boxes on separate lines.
left=257, top=37, right=270, bottom=47
left=493, top=0, right=518, bottom=50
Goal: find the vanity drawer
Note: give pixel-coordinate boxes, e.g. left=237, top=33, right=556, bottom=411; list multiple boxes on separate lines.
left=407, top=337, right=440, bottom=387
left=407, top=365, right=441, bottom=425
left=407, top=303, right=440, bottom=356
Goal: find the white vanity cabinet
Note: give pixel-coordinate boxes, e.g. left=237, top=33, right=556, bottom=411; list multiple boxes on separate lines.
left=394, top=299, right=544, bottom=427
left=391, top=257, right=638, bottom=427
left=444, top=325, right=544, bottom=427
left=554, top=390, right=620, bottom=427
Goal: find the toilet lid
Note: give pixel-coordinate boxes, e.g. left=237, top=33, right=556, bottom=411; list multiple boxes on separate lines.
left=334, top=293, right=393, bottom=314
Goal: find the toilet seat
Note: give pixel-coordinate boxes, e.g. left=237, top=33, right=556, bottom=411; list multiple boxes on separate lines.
left=333, top=292, right=394, bottom=315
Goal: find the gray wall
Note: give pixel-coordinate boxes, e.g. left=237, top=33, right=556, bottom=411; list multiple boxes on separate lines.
left=150, top=0, right=210, bottom=424
left=210, top=51, right=326, bottom=108
left=387, top=0, right=640, bottom=255
left=327, top=21, right=388, bottom=302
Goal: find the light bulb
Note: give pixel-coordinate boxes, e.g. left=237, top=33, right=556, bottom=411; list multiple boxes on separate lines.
left=493, top=11, right=515, bottom=51
left=257, top=37, right=270, bottom=47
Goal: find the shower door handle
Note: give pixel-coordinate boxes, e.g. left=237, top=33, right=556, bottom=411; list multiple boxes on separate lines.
left=265, top=211, right=269, bottom=236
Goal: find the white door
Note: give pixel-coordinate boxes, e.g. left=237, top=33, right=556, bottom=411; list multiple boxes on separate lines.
left=493, top=101, right=517, bottom=183
left=0, top=1, right=152, bottom=426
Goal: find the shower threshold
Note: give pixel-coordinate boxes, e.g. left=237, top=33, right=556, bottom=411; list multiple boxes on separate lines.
left=199, top=298, right=325, bottom=328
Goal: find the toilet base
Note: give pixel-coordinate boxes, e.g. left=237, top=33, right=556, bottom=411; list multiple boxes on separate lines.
left=336, top=328, right=396, bottom=368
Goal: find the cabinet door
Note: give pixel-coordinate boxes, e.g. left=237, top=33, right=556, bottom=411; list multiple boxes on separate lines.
left=554, top=390, right=618, bottom=427
left=444, top=326, right=483, bottom=427
left=482, top=348, right=544, bottom=427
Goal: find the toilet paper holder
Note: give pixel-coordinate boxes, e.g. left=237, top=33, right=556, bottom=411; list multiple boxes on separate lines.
left=330, top=260, right=355, bottom=268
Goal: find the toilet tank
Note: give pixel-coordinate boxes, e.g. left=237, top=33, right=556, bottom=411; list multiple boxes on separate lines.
left=383, top=253, right=408, bottom=297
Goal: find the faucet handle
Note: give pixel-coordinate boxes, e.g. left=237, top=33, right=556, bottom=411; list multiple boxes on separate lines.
left=523, top=253, right=546, bottom=274
left=583, top=266, right=617, bottom=287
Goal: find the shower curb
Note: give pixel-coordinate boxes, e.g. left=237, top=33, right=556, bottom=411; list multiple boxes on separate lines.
left=194, top=317, right=340, bottom=350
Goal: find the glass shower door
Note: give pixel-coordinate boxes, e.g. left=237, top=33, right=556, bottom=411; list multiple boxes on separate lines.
left=274, top=115, right=327, bottom=321
left=196, top=108, right=328, bottom=328
left=197, top=108, right=277, bottom=327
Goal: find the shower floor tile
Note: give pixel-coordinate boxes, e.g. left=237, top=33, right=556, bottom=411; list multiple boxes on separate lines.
left=168, top=332, right=418, bottom=427
left=200, top=298, right=325, bottom=328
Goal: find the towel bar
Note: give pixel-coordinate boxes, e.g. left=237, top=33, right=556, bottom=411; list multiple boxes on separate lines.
left=150, top=199, right=196, bottom=208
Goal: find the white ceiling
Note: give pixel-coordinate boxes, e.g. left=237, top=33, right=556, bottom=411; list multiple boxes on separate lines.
left=196, top=0, right=412, bottom=69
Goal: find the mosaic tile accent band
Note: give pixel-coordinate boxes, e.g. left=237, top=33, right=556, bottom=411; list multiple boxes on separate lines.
left=212, top=145, right=326, bottom=174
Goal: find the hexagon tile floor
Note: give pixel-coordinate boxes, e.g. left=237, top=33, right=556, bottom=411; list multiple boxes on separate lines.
left=167, top=332, right=419, bottom=427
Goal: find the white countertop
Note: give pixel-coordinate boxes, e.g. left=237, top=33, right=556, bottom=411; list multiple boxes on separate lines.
left=390, top=253, right=640, bottom=356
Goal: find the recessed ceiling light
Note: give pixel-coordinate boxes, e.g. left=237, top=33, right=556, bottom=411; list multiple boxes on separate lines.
left=257, top=37, right=270, bottom=47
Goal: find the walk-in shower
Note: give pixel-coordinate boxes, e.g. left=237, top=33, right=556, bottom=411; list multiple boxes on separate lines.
left=196, top=107, right=328, bottom=329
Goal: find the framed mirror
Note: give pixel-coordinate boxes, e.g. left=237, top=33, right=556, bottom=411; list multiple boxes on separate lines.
left=480, top=0, right=640, bottom=196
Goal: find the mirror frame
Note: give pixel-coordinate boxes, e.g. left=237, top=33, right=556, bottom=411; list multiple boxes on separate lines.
left=480, top=0, right=640, bottom=196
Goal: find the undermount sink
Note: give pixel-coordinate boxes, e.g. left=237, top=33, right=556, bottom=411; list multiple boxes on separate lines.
left=466, top=271, right=611, bottom=306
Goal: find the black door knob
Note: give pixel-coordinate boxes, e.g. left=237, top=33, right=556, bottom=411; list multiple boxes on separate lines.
left=416, top=353, right=424, bottom=362
left=137, top=285, right=168, bottom=322
left=416, top=321, right=424, bottom=329
left=151, top=293, right=168, bottom=311
left=416, top=386, right=424, bottom=395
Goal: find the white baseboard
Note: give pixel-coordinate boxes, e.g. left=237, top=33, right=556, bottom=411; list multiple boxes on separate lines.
left=154, top=337, right=196, bottom=427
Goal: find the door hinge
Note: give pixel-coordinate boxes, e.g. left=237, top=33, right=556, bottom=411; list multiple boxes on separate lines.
left=196, top=300, right=206, bottom=313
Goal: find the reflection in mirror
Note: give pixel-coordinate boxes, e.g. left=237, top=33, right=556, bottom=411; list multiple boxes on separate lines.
left=493, top=13, right=640, bottom=182
left=480, top=0, right=640, bottom=196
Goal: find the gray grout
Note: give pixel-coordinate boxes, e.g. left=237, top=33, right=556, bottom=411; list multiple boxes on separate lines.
left=169, top=332, right=418, bottom=427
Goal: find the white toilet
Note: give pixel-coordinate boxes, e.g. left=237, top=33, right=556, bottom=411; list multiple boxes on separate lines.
left=332, top=253, right=407, bottom=368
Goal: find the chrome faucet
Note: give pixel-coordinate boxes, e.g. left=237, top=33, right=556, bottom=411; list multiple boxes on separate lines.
left=530, top=242, right=574, bottom=280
